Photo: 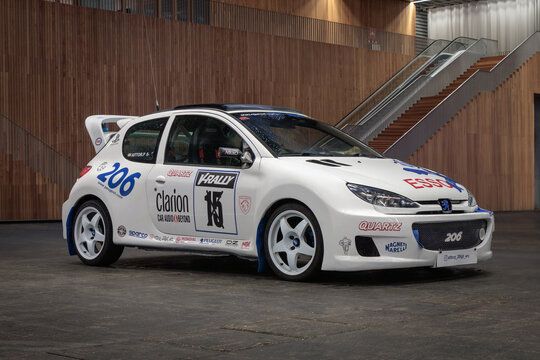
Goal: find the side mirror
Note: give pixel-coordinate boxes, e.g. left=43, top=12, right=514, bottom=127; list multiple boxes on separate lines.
left=240, top=151, right=253, bottom=166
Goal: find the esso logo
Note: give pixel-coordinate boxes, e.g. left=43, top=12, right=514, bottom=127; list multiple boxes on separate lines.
left=95, top=137, right=102, bottom=146
left=444, top=231, right=463, bottom=242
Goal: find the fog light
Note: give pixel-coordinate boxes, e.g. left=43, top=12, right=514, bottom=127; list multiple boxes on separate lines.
left=478, top=228, right=486, bottom=241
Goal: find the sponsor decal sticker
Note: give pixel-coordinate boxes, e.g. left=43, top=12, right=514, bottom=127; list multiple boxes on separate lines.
left=226, top=240, right=239, bottom=247
left=403, top=178, right=454, bottom=189
left=239, top=196, right=251, bottom=215
left=339, top=237, right=352, bottom=255
left=385, top=241, right=407, bottom=253
left=127, top=152, right=151, bottom=159
left=128, top=230, right=148, bottom=239
left=196, top=171, right=237, bottom=188
left=96, top=162, right=141, bottom=198
left=359, top=221, right=402, bottom=232
left=194, top=170, right=239, bottom=235
left=241, top=241, right=251, bottom=250
left=200, top=238, right=222, bottom=245
left=117, top=226, right=126, bottom=237
left=393, top=159, right=463, bottom=192
left=95, top=137, right=102, bottom=146
left=155, top=188, right=191, bottom=223
left=180, top=236, right=196, bottom=243
left=173, top=236, right=197, bottom=243
left=152, top=235, right=174, bottom=242
left=96, top=162, right=108, bottom=171
left=167, top=169, right=193, bottom=178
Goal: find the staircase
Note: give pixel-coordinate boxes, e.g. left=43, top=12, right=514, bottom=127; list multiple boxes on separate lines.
left=0, top=114, right=80, bottom=220
left=368, top=55, right=505, bottom=153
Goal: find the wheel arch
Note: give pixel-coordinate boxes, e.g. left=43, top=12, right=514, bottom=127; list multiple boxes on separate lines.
left=255, top=197, right=313, bottom=273
left=66, top=194, right=108, bottom=256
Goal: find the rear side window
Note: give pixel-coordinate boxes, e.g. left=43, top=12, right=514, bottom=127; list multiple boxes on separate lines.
left=122, top=118, right=168, bottom=163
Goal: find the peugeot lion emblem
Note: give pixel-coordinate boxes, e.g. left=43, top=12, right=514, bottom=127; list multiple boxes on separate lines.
left=438, top=199, right=452, bottom=214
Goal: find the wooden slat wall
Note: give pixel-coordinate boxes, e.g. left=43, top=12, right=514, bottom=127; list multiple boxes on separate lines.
left=409, top=53, right=540, bottom=211
left=0, top=153, right=65, bottom=220
left=0, top=0, right=413, bottom=220
left=216, top=0, right=416, bottom=36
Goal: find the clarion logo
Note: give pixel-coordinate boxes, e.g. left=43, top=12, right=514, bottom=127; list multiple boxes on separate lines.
left=196, top=171, right=237, bottom=189
left=385, top=241, right=407, bottom=253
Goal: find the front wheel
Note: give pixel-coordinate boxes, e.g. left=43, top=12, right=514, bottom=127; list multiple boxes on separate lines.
left=72, top=200, right=123, bottom=266
left=264, top=203, right=323, bottom=281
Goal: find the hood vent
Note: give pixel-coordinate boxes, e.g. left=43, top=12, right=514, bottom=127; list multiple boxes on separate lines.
left=306, top=159, right=352, bottom=167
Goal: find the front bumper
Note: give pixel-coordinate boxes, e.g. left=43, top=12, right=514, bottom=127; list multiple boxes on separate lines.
left=321, top=208, right=494, bottom=271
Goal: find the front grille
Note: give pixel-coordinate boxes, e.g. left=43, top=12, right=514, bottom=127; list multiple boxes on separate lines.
left=417, top=200, right=465, bottom=205
left=412, top=220, right=487, bottom=251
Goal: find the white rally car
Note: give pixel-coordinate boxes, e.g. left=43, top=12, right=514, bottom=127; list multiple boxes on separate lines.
left=62, top=104, right=493, bottom=281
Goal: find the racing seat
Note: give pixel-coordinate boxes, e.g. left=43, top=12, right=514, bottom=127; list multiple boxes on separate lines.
left=189, top=120, right=241, bottom=166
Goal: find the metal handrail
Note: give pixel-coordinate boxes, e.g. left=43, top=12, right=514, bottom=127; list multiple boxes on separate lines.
left=335, top=39, right=447, bottom=129
left=385, top=31, right=540, bottom=160
left=0, top=114, right=80, bottom=191
left=347, top=37, right=498, bottom=143
left=340, top=37, right=478, bottom=131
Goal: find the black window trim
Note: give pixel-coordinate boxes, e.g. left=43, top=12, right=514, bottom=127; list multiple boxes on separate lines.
left=122, top=117, right=169, bottom=164
left=163, top=113, right=256, bottom=169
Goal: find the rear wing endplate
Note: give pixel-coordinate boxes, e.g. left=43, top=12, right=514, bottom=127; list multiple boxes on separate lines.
left=85, top=115, right=137, bottom=153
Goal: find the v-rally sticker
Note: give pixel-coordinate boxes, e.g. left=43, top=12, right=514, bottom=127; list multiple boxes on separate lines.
left=196, top=171, right=237, bottom=189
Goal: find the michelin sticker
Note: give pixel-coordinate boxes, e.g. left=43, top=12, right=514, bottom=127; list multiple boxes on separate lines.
left=193, top=170, right=239, bottom=235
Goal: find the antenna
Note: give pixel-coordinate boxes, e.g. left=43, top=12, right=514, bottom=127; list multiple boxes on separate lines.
left=143, top=15, right=160, bottom=112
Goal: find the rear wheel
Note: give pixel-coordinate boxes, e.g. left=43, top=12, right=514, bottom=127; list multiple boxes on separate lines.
left=264, top=203, right=323, bottom=281
left=72, top=200, right=123, bottom=266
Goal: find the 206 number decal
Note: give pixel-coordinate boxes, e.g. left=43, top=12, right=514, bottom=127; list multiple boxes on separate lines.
left=97, top=162, right=141, bottom=196
left=444, top=231, right=463, bottom=242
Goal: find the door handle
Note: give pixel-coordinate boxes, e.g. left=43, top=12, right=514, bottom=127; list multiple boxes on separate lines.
left=155, top=176, right=166, bottom=184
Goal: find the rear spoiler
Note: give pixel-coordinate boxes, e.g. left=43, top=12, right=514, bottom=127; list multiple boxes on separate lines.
left=85, top=115, right=137, bottom=153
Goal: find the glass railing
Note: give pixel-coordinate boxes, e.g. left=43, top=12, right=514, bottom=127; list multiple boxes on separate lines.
left=336, top=39, right=451, bottom=130
left=337, top=37, right=477, bottom=130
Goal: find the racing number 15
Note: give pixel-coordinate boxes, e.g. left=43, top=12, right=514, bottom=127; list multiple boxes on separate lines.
left=204, top=190, right=224, bottom=228
left=97, top=162, right=141, bottom=196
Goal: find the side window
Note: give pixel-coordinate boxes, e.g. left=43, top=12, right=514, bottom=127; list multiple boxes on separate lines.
left=165, top=115, right=245, bottom=167
left=123, top=118, right=168, bottom=163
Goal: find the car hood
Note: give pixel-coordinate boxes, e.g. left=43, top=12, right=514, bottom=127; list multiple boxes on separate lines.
left=279, top=157, right=468, bottom=201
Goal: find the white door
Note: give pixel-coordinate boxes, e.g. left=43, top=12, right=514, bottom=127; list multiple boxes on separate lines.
left=147, top=113, right=260, bottom=248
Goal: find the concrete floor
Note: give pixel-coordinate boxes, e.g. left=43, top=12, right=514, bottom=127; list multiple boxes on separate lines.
left=1, top=211, right=540, bottom=359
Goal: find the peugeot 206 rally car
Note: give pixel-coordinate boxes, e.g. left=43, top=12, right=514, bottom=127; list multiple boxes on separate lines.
left=62, top=104, right=493, bottom=281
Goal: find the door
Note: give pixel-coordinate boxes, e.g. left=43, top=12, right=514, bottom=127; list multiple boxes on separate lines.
left=107, top=116, right=169, bottom=239
left=147, top=113, right=260, bottom=246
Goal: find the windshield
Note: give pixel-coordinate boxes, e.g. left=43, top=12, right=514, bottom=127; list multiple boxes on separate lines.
left=234, top=112, right=382, bottom=158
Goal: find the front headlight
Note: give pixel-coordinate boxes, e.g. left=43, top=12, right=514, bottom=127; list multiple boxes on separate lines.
left=467, top=189, right=477, bottom=207
left=346, top=183, right=419, bottom=208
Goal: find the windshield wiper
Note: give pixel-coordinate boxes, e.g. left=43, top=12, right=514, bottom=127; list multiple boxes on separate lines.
left=280, top=152, right=327, bottom=157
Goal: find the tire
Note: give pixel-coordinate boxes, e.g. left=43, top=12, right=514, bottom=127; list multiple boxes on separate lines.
left=264, top=203, right=323, bottom=281
left=71, top=199, right=123, bottom=266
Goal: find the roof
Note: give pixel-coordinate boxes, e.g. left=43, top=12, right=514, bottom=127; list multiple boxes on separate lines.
left=172, top=103, right=302, bottom=114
